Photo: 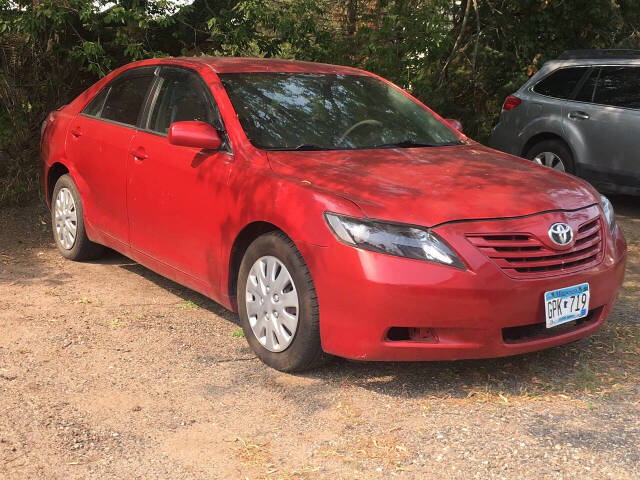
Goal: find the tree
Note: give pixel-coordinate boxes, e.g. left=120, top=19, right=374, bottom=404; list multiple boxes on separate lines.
left=1, top=0, right=639, bottom=205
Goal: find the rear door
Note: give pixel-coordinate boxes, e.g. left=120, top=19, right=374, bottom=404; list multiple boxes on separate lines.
left=565, top=65, right=640, bottom=190
left=530, top=66, right=588, bottom=117
left=525, top=67, right=589, bottom=145
left=66, top=67, right=156, bottom=244
left=127, top=66, right=233, bottom=281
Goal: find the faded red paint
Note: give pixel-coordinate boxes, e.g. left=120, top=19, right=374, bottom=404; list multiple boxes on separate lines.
left=41, top=57, right=627, bottom=361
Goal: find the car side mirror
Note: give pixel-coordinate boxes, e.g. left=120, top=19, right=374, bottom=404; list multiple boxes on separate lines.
left=168, top=121, right=222, bottom=150
left=445, top=119, right=463, bottom=133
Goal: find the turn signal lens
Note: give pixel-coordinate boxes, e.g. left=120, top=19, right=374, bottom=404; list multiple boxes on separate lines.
left=600, top=195, right=616, bottom=232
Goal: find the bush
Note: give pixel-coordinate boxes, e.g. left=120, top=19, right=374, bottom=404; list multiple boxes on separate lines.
left=2, top=0, right=639, bottom=206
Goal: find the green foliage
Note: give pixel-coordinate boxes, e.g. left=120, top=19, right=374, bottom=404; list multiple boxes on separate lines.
left=231, top=327, right=245, bottom=338
left=1, top=0, right=639, bottom=205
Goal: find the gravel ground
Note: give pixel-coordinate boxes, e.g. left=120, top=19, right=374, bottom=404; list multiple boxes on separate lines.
left=0, top=196, right=638, bottom=480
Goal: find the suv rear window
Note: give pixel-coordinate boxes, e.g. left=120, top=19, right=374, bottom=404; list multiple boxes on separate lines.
left=533, top=67, right=587, bottom=99
left=593, top=66, right=640, bottom=109
left=574, top=68, right=599, bottom=103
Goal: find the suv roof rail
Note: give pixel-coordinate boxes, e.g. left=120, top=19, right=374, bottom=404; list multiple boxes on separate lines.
left=558, top=49, right=640, bottom=60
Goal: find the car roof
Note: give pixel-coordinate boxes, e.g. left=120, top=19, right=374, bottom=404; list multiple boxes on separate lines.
left=542, top=58, right=640, bottom=69
left=171, top=56, right=368, bottom=75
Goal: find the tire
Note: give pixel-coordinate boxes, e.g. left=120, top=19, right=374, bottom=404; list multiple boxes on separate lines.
left=51, top=174, right=105, bottom=261
left=237, top=231, right=328, bottom=372
left=525, top=139, right=575, bottom=174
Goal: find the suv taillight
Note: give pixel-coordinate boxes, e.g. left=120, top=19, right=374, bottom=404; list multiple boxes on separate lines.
left=502, top=95, right=521, bottom=111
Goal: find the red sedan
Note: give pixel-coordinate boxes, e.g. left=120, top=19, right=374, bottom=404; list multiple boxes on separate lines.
left=40, top=57, right=627, bottom=371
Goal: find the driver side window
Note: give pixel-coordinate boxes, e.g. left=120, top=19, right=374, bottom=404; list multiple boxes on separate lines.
left=148, top=68, right=223, bottom=135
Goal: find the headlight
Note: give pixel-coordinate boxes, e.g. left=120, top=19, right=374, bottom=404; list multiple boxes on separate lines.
left=324, top=213, right=465, bottom=269
left=600, top=194, right=616, bottom=232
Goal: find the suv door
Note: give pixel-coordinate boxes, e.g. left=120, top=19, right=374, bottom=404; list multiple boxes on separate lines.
left=66, top=67, right=156, bottom=245
left=564, top=65, right=640, bottom=191
left=127, top=66, right=233, bottom=282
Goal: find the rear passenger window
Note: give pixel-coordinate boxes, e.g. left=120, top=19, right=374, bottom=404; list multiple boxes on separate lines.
left=574, top=68, right=599, bottom=103
left=82, top=87, right=109, bottom=117
left=101, top=70, right=155, bottom=126
left=593, top=66, right=640, bottom=109
left=533, top=67, right=587, bottom=99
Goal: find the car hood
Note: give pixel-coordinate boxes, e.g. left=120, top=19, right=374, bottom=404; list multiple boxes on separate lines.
left=266, top=144, right=600, bottom=226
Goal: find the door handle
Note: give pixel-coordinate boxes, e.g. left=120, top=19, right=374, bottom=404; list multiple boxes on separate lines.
left=129, top=147, right=148, bottom=161
left=568, top=111, right=590, bottom=120
left=70, top=127, right=83, bottom=138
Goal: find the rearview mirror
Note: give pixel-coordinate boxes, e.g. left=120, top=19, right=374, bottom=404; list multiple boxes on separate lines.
left=168, top=121, right=222, bottom=150
left=445, top=118, right=463, bottom=133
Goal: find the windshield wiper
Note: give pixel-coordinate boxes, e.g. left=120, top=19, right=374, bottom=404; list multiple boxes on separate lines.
left=259, top=144, right=338, bottom=151
left=292, top=144, right=337, bottom=151
left=261, top=141, right=463, bottom=151
left=370, top=140, right=462, bottom=149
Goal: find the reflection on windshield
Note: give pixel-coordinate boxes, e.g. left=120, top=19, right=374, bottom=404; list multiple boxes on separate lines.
left=219, top=73, right=463, bottom=150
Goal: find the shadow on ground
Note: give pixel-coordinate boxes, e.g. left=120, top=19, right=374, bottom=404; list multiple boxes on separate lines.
left=11, top=194, right=638, bottom=401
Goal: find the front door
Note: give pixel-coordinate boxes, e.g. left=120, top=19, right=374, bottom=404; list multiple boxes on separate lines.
left=127, top=66, right=233, bottom=282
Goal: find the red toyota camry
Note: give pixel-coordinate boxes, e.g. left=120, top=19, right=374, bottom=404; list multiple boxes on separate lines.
left=40, top=57, right=627, bottom=371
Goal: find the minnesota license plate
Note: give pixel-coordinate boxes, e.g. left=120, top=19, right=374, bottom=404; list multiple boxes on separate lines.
left=544, top=283, right=590, bottom=328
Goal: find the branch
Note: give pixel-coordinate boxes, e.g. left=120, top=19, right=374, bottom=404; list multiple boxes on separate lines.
left=472, top=0, right=480, bottom=74
left=439, top=0, right=471, bottom=85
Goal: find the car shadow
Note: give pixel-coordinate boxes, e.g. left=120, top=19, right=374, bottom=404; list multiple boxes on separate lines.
left=305, top=337, right=608, bottom=399
left=85, top=195, right=638, bottom=400
left=611, top=194, right=640, bottom=220
left=90, top=248, right=240, bottom=325
left=102, top=242, right=627, bottom=398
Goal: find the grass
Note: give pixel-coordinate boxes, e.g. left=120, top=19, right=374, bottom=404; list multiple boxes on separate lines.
left=110, top=319, right=127, bottom=329
left=178, top=300, right=199, bottom=310
left=231, top=328, right=245, bottom=338
left=573, top=366, right=599, bottom=391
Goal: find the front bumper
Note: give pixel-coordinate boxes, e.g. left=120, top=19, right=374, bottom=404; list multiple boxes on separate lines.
left=299, top=207, right=627, bottom=361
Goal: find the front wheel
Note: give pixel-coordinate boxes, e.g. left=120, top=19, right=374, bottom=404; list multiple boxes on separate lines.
left=237, top=232, right=327, bottom=372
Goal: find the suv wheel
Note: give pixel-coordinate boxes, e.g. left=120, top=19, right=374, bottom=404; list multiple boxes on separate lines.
left=526, top=139, right=575, bottom=174
left=237, top=231, right=328, bottom=372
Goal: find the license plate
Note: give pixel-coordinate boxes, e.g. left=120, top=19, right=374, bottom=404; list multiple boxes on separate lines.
left=544, top=283, right=590, bottom=328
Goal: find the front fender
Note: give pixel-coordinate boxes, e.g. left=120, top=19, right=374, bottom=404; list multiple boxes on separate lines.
left=216, top=166, right=365, bottom=308
left=232, top=168, right=365, bottom=248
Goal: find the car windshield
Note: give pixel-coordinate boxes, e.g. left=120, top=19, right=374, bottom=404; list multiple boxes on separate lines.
left=219, top=73, right=464, bottom=150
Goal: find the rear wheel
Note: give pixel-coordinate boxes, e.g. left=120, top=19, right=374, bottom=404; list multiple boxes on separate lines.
left=51, top=174, right=104, bottom=261
left=237, top=232, right=327, bottom=372
left=526, top=139, right=575, bottom=174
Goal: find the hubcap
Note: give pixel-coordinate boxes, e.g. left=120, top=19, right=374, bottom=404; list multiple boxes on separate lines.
left=245, top=256, right=299, bottom=352
left=533, top=151, right=566, bottom=172
left=54, top=187, right=78, bottom=250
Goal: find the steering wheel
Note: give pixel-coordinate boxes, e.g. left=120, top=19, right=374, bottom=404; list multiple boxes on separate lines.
left=337, top=119, right=383, bottom=145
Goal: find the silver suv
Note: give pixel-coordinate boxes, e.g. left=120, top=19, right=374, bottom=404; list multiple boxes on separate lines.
left=491, top=50, right=640, bottom=195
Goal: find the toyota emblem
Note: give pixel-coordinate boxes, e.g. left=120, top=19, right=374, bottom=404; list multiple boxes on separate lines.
left=548, top=222, right=573, bottom=246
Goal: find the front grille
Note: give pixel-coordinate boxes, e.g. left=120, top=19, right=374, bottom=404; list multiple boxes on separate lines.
left=467, top=217, right=603, bottom=279
left=502, top=307, right=601, bottom=344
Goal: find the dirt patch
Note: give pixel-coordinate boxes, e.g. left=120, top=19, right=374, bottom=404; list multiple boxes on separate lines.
left=1, top=196, right=639, bottom=479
